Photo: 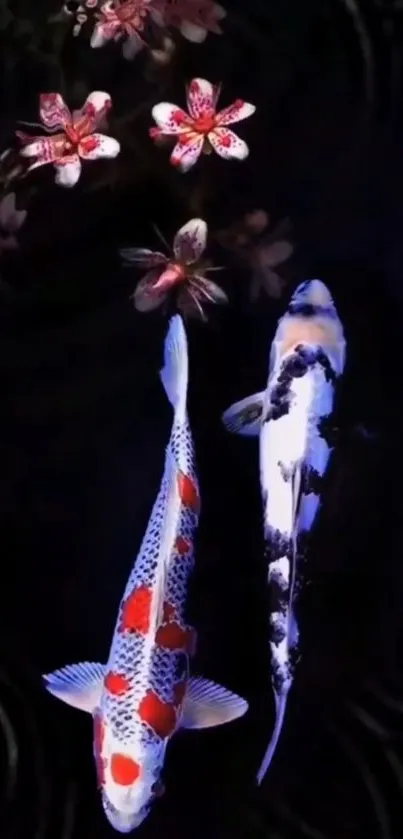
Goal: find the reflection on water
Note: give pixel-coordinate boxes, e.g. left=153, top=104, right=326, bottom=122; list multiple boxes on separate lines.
left=0, top=660, right=78, bottom=839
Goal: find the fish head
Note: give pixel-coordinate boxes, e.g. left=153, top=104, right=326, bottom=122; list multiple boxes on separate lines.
left=270, top=279, right=346, bottom=377
left=288, top=278, right=335, bottom=311
left=100, top=737, right=167, bottom=833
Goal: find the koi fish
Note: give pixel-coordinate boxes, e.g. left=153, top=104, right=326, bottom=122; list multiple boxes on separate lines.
left=44, top=315, right=248, bottom=833
left=221, top=279, right=346, bottom=785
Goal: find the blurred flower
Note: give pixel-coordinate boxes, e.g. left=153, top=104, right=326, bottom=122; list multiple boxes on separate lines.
left=216, top=211, right=294, bottom=300
left=150, top=0, right=226, bottom=42
left=149, top=33, right=175, bottom=66
left=0, top=2, right=13, bottom=32
left=150, top=78, right=255, bottom=173
left=0, top=193, right=27, bottom=253
left=0, top=147, right=26, bottom=188
left=91, top=0, right=152, bottom=59
left=17, top=92, right=120, bottom=188
left=121, top=218, right=227, bottom=319
left=63, top=0, right=99, bottom=36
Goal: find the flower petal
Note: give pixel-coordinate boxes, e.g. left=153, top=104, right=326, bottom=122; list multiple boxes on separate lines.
left=256, top=240, right=294, bottom=267
left=180, top=21, right=207, bottom=43
left=20, top=136, right=66, bottom=168
left=0, top=192, right=16, bottom=228
left=244, top=210, right=269, bottom=234
left=177, top=286, right=206, bottom=320
left=173, top=218, right=207, bottom=263
left=54, top=156, right=82, bottom=188
left=0, top=235, right=18, bottom=251
left=208, top=127, right=249, bottom=160
left=78, top=133, right=120, bottom=160
left=120, top=248, right=167, bottom=268
left=77, top=92, right=113, bottom=131
left=251, top=266, right=286, bottom=300
left=122, top=34, right=145, bottom=60
left=215, top=3, right=226, bottom=21
left=151, top=103, right=191, bottom=135
left=7, top=207, right=27, bottom=234
left=39, top=93, right=71, bottom=131
left=132, top=268, right=169, bottom=312
left=148, top=5, right=164, bottom=26
left=186, top=78, right=217, bottom=119
left=0, top=192, right=27, bottom=233
left=216, top=99, right=256, bottom=126
left=170, top=134, right=204, bottom=172
left=192, top=275, right=228, bottom=305
left=90, top=20, right=118, bottom=48
left=152, top=266, right=182, bottom=291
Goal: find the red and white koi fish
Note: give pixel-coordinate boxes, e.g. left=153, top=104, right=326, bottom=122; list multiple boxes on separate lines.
left=221, top=280, right=346, bottom=785
left=44, top=315, right=248, bottom=833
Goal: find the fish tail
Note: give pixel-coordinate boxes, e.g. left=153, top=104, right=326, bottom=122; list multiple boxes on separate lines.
left=160, top=315, right=188, bottom=420
left=258, top=461, right=297, bottom=784
left=256, top=692, right=288, bottom=785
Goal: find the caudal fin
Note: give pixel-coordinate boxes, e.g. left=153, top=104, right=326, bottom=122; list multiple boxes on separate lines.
left=160, top=315, right=188, bottom=417
left=256, top=692, right=289, bottom=785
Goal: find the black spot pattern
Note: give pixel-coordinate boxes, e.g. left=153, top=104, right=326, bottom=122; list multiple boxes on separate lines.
left=272, top=663, right=289, bottom=693
left=264, top=524, right=293, bottom=562
left=271, top=618, right=287, bottom=645
left=289, top=644, right=301, bottom=672
left=295, top=530, right=310, bottom=565
left=287, top=302, right=335, bottom=318
left=269, top=581, right=288, bottom=617
left=264, top=344, right=337, bottom=424
left=317, top=413, right=339, bottom=446
left=294, top=344, right=337, bottom=384
left=278, top=460, right=293, bottom=483
left=302, top=464, right=325, bottom=495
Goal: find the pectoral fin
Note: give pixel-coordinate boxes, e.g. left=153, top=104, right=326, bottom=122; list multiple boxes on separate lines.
left=43, top=661, right=105, bottom=713
left=221, top=392, right=265, bottom=437
left=180, top=676, right=248, bottom=729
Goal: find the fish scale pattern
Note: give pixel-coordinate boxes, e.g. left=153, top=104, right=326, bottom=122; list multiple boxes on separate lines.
left=101, top=413, right=199, bottom=749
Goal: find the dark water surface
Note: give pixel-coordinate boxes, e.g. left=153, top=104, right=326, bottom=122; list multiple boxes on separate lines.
left=0, top=1, right=403, bottom=838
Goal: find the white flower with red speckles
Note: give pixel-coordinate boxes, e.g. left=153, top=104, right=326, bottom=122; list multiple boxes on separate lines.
left=91, top=0, right=152, bottom=60
left=150, top=0, right=226, bottom=43
left=17, top=92, right=120, bottom=188
left=120, top=218, right=227, bottom=319
left=149, top=78, right=255, bottom=173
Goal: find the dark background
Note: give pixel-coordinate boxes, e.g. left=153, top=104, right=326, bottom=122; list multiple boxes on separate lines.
left=0, top=1, right=402, bottom=837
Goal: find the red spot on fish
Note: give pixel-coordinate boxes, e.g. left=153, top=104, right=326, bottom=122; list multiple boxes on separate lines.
left=163, top=601, right=177, bottom=623
left=175, top=535, right=191, bottom=555
left=104, top=671, right=131, bottom=696
left=110, top=753, right=141, bottom=786
left=138, top=690, right=177, bottom=738
left=119, top=585, right=153, bottom=634
left=94, top=714, right=105, bottom=753
left=155, top=621, right=195, bottom=653
left=177, top=472, right=199, bottom=513
left=93, top=713, right=106, bottom=787
left=174, top=680, right=187, bottom=708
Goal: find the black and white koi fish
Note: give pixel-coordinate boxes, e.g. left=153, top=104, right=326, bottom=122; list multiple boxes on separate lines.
left=221, top=279, right=346, bottom=785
